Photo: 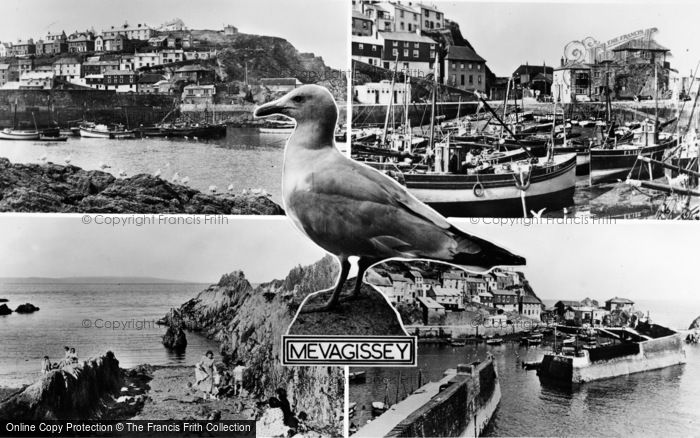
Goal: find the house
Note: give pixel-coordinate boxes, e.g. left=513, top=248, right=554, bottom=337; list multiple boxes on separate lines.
left=351, top=36, right=383, bottom=67
left=223, top=25, right=238, bottom=36
left=416, top=296, right=445, bottom=326
left=360, top=3, right=394, bottom=32
left=492, top=289, right=518, bottom=313
left=260, top=77, right=302, bottom=93
left=386, top=273, right=416, bottom=303
left=154, top=79, right=174, bottom=94
left=53, top=58, right=82, bottom=82
left=377, top=31, right=437, bottom=76
left=102, top=23, right=154, bottom=41
left=103, top=69, right=138, bottom=92
left=605, top=297, right=634, bottom=312
left=409, top=270, right=424, bottom=295
left=84, top=73, right=105, bottom=90
left=36, top=34, right=68, bottom=56
left=442, top=270, right=468, bottom=293
left=352, top=10, right=374, bottom=36
left=572, top=306, right=595, bottom=326
left=354, top=80, right=410, bottom=105
left=83, top=59, right=121, bottom=76
left=183, top=50, right=216, bottom=61
left=147, top=36, right=168, bottom=49
left=182, top=83, right=215, bottom=104
left=553, top=61, right=591, bottom=103
left=491, top=270, right=514, bottom=290
left=12, top=39, right=36, bottom=56
left=0, top=42, right=12, bottom=58
left=592, top=308, right=609, bottom=326
left=18, top=71, right=54, bottom=90
left=427, top=286, right=463, bottom=310
left=380, top=2, right=421, bottom=33
left=519, top=295, right=542, bottom=320
left=17, top=59, right=34, bottom=78
left=134, top=52, right=161, bottom=69
left=0, top=63, right=18, bottom=87
left=553, top=300, right=582, bottom=322
left=444, top=45, right=487, bottom=93
left=417, top=3, right=444, bottom=30
left=465, top=277, right=488, bottom=301
left=475, top=291, right=493, bottom=306
left=160, top=49, right=184, bottom=64
left=120, top=54, right=136, bottom=71
left=67, top=32, right=95, bottom=53
left=513, top=64, right=553, bottom=98
left=160, top=18, right=186, bottom=32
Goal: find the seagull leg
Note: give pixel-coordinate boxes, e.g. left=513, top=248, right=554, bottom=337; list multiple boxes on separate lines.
left=300, top=256, right=350, bottom=313
left=351, top=257, right=378, bottom=298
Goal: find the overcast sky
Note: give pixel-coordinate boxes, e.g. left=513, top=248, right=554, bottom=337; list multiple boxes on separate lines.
left=0, top=216, right=698, bottom=305
left=440, top=0, right=700, bottom=77
left=0, top=0, right=348, bottom=69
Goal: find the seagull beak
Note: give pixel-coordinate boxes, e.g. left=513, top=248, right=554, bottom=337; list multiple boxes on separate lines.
left=254, top=98, right=288, bottom=118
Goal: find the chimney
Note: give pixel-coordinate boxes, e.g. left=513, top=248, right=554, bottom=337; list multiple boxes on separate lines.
left=560, top=56, right=565, bottom=67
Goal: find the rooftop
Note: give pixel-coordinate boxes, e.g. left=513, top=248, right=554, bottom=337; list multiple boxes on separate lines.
left=416, top=296, right=444, bottom=310
left=613, top=39, right=670, bottom=53
left=378, top=31, right=436, bottom=44
left=606, top=296, right=635, bottom=304
left=492, top=289, right=518, bottom=296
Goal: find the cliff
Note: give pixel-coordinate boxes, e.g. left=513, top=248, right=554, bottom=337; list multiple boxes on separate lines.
left=0, top=158, right=283, bottom=214
left=689, top=316, right=700, bottom=330
left=163, top=256, right=343, bottom=435
left=0, top=352, right=122, bottom=421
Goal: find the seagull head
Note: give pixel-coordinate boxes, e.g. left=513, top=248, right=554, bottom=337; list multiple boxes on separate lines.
left=253, top=84, right=337, bottom=125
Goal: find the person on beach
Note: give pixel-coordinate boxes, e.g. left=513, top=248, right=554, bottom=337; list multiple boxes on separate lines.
left=69, top=348, right=78, bottom=364
left=195, top=350, right=217, bottom=399
left=41, top=356, right=51, bottom=374
left=232, top=361, right=247, bottom=396
left=57, top=346, right=71, bottom=367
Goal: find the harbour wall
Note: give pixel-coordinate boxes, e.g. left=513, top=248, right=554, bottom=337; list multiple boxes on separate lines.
left=385, top=361, right=499, bottom=438
left=0, top=90, right=176, bottom=129
left=179, top=103, right=350, bottom=125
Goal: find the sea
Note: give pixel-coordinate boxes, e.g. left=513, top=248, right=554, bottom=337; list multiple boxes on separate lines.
left=0, top=281, right=219, bottom=389
left=0, top=127, right=294, bottom=204
left=350, top=300, right=700, bottom=436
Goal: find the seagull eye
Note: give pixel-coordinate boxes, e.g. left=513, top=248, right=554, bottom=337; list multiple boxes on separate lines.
left=292, top=95, right=305, bottom=103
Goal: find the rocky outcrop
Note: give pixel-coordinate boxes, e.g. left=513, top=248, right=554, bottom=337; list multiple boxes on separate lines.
left=14, top=303, right=39, bottom=313
left=162, top=325, right=187, bottom=350
left=0, top=352, right=122, bottom=420
left=689, top=316, right=700, bottom=330
left=163, top=256, right=343, bottom=435
left=0, top=158, right=283, bottom=214
left=0, top=304, right=11, bottom=315
left=0, top=298, right=8, bottom=302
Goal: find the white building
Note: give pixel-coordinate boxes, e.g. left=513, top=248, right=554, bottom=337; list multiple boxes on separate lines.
left=429, top=286, right=463, bottom=310
left=18, top=71, right=55, bottom=90
left=53, top=58, right=82, bottom=82
left=134, top=52, right=161, bottom=70
left=354, top=80, right=411, bottom=105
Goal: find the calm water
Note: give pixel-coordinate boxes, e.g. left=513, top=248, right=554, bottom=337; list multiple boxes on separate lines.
left=0, top=282, right=219, bottom=388
left=0, top=127, right=289, bottom=203
left=350, top=302, right=700, bottom=436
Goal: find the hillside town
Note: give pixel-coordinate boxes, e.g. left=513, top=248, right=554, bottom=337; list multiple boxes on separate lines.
left=351, top=1, right=695, bottom=103
left=367, top=263, right=545, bottom=324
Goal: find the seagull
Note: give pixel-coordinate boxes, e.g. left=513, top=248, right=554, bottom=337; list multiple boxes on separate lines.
left=254, top=85, right=526, bottom=311
left=153, top=168, right=161, bottom=178
left=227, top=183, right=235, bottom=192
left=64, top=155, right=72, bottom=164
left=208, top=185, right=217, bottom=193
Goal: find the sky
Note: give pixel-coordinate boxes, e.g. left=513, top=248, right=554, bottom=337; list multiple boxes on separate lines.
left=0, top=215, right=699, bottom=305
left=438, top=0, right=700, bottom=77
left=0, top=0, right=349, bottom=69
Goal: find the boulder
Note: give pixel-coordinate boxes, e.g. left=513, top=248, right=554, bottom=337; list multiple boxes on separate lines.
left=689, top=316, right=700, bottom=330
left=14, top=303, right=39, bottom=314
left=162, top=325, right=187, bottom=350
left=0, top=298, right=8, bottom=303
left=0, top=304, right=12, bottom=315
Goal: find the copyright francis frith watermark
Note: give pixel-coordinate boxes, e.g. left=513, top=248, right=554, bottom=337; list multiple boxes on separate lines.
left=81, top=214, right=230, bottom=226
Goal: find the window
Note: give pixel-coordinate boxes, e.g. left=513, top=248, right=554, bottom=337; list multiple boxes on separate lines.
left=400, top=10, right=404, bottom=18
left=414, top=42, right=419, bottom=48
left=403, top=49, right=408, bottom=57
left=393, top=41, right=398, bottom=46
left=451, top=62, right=456, bottom=69
left=392, top=48, right=398, bottom=56
left=461, top=74, right=465, bottom=86
left=477, top=64, right=481, bottom=70
left=413, top=50, right=418, bottom=58
left=408, top=24, right=412, bottom=31
left=425, top=20, right=429, bottom=27
left=400, top=23, right=404, bottom=30
left=372, top=45, right=377, bottom=51
left=478, top=75, right=482, bottom=84
left=358, top=43, right=363, bottom=50
left=430, top=44, right=435, bottom=50
left=451, top=74, right=455, bottom=84
left=469, top=75, right=473, bottom=84
left=460, top=63, right=465, bottom=69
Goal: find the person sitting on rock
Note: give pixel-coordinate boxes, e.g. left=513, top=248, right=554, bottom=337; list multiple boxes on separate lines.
left=195, top=350, right=217, bottom=399
left=41, top=356, right=51, bottom=374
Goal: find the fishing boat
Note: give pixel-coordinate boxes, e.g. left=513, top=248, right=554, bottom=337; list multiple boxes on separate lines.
left=485, top=336, right=504, bottom=345
left=159, top=122, right=227, bottom=139
left=450, top=338, right=467, bottom=347
left=79, top=122, right=135, bottom=139
left=0, top=128, right=40, bottom=141
left=538, top=322, right=686, bottom=384
left=590, top=133, right=674, bottom=185
left=355, top=359, right=501, bottom=438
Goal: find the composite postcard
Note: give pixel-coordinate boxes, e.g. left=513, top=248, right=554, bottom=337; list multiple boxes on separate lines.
left=0, top=1, right=699, bottom=438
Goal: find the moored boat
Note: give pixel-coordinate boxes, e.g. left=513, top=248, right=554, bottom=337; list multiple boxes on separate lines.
left=0, top=128, right=40, bottom=141
left=79, top=123, right=135, bottom=139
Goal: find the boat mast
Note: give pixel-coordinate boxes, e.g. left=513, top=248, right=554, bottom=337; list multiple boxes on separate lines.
left=429, top=52, right=438, bottom=153
left=382, top=55, right=399, bottom=146
left=654, top=57, right=659, bottom=144
left=13, top=98, right=18, bottom=130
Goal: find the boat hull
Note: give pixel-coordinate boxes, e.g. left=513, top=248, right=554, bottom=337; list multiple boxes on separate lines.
left=589, top=141, right=672, bottom=185
left=403, top=154, right=577, bottom=217
left=0, top=130, right=40, bottom=141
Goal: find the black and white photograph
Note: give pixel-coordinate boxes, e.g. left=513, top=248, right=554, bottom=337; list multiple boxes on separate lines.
left=0, top=216, right=344, bottom=436
left=0, top=0, right=347, bottom=215
left=350, top=0, right=700, bottom=219
left=349, top=222, right=700, bottom=437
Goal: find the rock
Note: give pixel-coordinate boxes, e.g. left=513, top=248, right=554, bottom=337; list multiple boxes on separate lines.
left=0, top=351, right=122, bottom=420
left=689, top=316, right=700, bottom=330
left=162, top=325, right=187, bottom=350
left=0, top=304, right=12, bottom=315
left=14, top=303, right=39, bottom=313
left=0, top=158, right=283, bottom=214
left=0, top=298, right=8, bottom=303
